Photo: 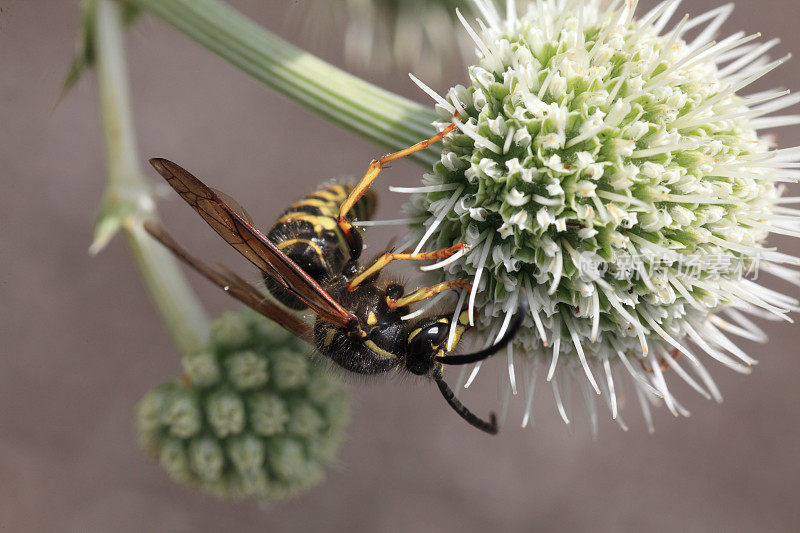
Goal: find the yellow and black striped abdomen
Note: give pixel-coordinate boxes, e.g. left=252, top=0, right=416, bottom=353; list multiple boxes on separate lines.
left=265, top=182, right=377, bottom=310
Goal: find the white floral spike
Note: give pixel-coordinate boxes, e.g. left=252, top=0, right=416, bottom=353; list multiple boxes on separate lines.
left=455, top=9, right=494, bottom=65
left=353, top=218, right=424, bottom=228
left=564, top=314, right=601, bottom=394
left=402, top=0, right=800, bottom=432
left=468, top=235, right=493, bottom=326
left=409, top=74, right=455, bottom=114
left=547, top=320, right=562, bottom=382
left=505, top=0, right=516, bottom=28
left=507, top=343, right=518, bottom=395
left=718, top=39, right=781, bottom=79
left=471, top=0, right=502, bottom=31
left=552, top=374, right=570, bottom=425
left=603, top=357, right=618, bottom=419
left=463, top=323, right=499, bottom=389
left=412, top=186, right=464, bottom=255
left=521, top=361, right=538, bottom=428
left=499, top=378, right=512, bottom=426
left=646, top=351, right=678, bottom=416
left=494, top=293, right=520, bottom=344
left=464, top=361, right=483, bottom=389
left=453, top=367, right=469, bottom=400
left=691, top=358, right=724, bottom=404
left=684, top=322, right=752, bottom=374
left=650, top=0, right=682, bottom=34
left=686, top=3, right=735, bottom=51
left=752, top=115, right=800, bottom=129
left=579, top=376, right=600, bottom=439
left=390, top=184, right=460, bottom=194
left=610, top=342, right=663, bottom=399
left=523, top=277, right=549, bottom=346
left=721, top=308, right=769, bottom=342
left=662, top=348, right=712, bottom=400
left=635, top=382, right=656, bottom=435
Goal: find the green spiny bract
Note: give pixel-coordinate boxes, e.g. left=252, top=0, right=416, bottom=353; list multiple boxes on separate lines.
left=137, top=309, right=350, bottom=500
left=405, top=0, right=800, bottom=431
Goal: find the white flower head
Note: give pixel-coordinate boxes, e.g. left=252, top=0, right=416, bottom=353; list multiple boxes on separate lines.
left=405, top=0, right=800, bottom=433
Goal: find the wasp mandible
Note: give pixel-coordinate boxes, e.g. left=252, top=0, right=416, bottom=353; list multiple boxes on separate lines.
left=145, top=118, right=523, bottom=434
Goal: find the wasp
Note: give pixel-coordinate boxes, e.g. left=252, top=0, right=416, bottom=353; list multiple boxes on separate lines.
left=145, top=119, right=523, bottom=434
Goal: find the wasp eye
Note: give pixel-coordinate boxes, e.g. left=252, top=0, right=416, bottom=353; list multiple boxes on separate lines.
left=406, top=322, right=450, bottom=375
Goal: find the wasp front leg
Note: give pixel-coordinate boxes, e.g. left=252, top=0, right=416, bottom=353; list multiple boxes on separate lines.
left=337, top=113, right=460, bottom=258
left=386, top=279, right=472, bottom=310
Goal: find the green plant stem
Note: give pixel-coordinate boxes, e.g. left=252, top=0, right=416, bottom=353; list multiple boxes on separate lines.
left=94, top=0, right=210, bottom=354
left=121, top=0, right=441, bottom=166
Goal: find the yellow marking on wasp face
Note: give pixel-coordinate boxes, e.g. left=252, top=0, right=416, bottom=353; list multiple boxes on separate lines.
left=408, top=328, right=422, bottom=342
left=367, top=312, right=378, bottom=326
left=458, top=310, right=470, bottom=326
left=323, top=329, right=336, bottom=347
left=277, top=238, right=325, bottom=261
left=365, top=340, right=397, bottom=360
left=437, top=318, right=449, bottom=324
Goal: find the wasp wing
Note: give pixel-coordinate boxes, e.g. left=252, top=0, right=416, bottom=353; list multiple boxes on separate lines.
left=144, top=221, right=313, bottom=342
left=149, top=158, right=355, bottom=329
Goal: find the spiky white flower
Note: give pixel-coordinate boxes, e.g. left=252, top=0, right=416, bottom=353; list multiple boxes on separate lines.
left=401, top=0, right=800, bottom=433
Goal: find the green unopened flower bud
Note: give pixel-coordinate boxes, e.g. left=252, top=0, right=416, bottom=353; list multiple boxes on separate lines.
left=159, top=437, right=191, bottom=484
left=182, top=351, right=220, bottom=387
left=162, top=387, right=201, bottom=439
left=267, top=438, right=314, bottom=484
left=206, top=389, right=246, bottom=438
left=269, top=349, right=309, bottom=390
left=248, top=392, right=289, bottom=437
left=211, top=311, right=251, bottom=352
left=226, top=350, right=269, bottom=390
left=136, top=309, right=350, bottom=500
left=287, top=400, right=325, bottom=439
left=227, top=434, right=266, bottom=476
left=189, top=436, right=225, bottom=482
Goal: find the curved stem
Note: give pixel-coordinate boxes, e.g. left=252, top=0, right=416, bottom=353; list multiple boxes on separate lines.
left=94, top=0, right=210, bottom=354
left=122, top=0, right=441, bottom=167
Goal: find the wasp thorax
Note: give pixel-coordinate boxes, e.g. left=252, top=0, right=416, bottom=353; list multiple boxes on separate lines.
left=313, top=277, right=408, bottom=376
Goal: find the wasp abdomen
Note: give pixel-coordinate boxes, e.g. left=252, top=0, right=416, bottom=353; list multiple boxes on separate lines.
left=265, top=183, right=376, bottom=309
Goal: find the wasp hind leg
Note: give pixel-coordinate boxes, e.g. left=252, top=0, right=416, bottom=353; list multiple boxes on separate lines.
left=337, top=113, right=460, bottom=258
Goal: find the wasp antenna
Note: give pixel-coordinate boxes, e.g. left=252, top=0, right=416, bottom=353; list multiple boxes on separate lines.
left=435, top=297, right=527, bottom=366
left=435, top=378, right=498, bottom=434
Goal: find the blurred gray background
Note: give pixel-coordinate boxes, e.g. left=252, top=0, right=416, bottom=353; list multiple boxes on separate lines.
left=2, top=0, right=800, bottom=531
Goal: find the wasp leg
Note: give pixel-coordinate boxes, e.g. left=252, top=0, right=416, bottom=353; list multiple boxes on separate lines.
left=386, top=279, right=472, bottom=310
left=347, top=242, right=467, bottom=291
left=337, top=113, right=460, bottom=256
